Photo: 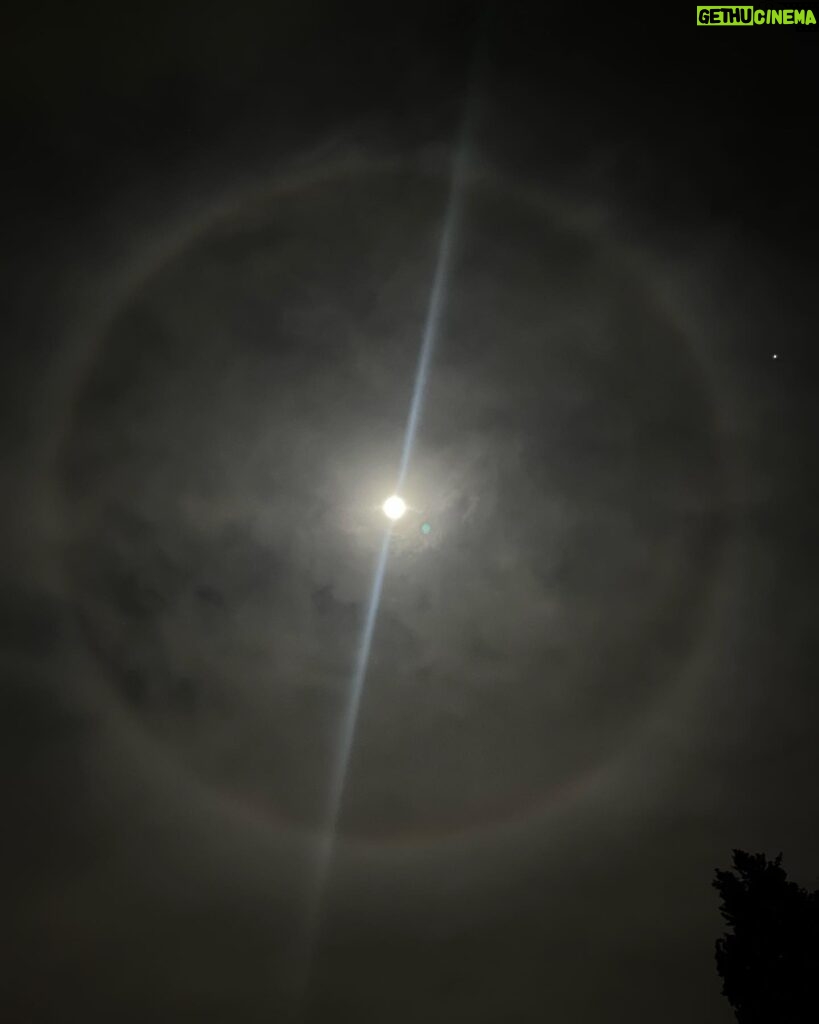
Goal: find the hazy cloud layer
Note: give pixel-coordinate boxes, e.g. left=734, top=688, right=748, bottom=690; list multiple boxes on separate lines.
left=53, top=164, right=727, bottom=847
left=2, top=7, right=817, bottom=1023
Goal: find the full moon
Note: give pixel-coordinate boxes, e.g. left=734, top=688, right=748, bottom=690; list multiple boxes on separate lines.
left=382, top=495, right=407, bottom=520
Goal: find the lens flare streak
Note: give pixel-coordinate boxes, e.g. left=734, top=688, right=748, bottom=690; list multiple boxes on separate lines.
left=290, top=524, right=394, bottom=1009
left=293, top=23, right=485, bottom=1011
left=396, top=165, right=467, bottom=493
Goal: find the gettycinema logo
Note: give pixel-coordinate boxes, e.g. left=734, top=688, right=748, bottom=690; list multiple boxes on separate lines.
left=697, top=7, right=817, bottom=22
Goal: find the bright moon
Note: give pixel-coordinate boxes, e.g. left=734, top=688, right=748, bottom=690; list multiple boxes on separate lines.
left=383, top=495, right=407, bottom=520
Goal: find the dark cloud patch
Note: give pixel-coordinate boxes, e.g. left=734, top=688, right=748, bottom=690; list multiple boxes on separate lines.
left=0, top=587, right=64, bottom=660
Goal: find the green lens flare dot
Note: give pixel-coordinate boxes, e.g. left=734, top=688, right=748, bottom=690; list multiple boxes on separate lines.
left=421, top=522, right=431, bottom=535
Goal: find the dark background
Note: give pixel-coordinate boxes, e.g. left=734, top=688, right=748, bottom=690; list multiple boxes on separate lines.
left=2, top=5, right=817, bottom=1022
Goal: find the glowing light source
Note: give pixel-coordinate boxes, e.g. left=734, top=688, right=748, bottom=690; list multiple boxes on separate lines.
left=383, top=495, right=407, bottom=520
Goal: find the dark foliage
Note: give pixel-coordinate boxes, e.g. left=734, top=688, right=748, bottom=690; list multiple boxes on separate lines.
left=713, top=850, right=819, bottom=1023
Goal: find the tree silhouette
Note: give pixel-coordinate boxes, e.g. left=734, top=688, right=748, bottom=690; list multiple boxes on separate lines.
left=713, top=850, right=819, bottom=1023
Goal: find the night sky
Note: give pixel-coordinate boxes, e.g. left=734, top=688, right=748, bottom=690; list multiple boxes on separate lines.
left=2, top=5, right=818, bottom=1022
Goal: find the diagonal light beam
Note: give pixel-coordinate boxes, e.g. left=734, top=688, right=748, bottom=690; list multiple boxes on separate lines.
left=397, top=3, right=488, bottom=492
left=395, top=155, right=469, bottom=494
left=289, top=522, right=394, bottom=1013
left=288, top=156, right=467, bottom=1011
left=290, top=12, right=490, bottom=1017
